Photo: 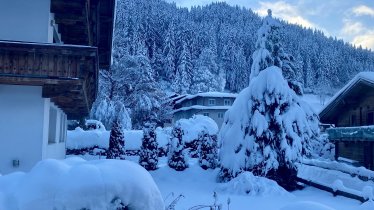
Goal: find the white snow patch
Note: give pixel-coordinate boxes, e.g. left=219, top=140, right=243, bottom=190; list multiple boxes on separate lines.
left=280, top=201, right=336, bottom=210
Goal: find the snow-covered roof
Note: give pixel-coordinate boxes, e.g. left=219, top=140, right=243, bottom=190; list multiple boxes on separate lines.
left=173, top=105, right=231, bottom=113
left=319, top=72, right=374, bottom=123
left=175, top=92, right=237, bottom=104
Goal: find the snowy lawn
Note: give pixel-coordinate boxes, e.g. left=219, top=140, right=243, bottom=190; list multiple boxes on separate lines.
left=149, top=157, right=373, bottom=210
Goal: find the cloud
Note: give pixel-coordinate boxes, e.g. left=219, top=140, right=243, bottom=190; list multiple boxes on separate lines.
left=352, top=5, right=374, bottom=17
left=341, top=19, right=365, bottom=36
left=352, top=31, right=374, bottom=49
left=340, top=19, right=374, bottom=50
left=254, top=1, right=318, bottom=29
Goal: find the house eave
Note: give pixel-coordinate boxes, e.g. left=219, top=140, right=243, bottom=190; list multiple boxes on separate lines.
left=0, top=41, right=99, bottom=119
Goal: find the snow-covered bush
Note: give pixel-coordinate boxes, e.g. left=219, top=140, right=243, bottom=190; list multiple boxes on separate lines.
left=311, top=133, right=335, bottom=159
left=107, top=121, right=126, bottom=160
left=198, top=129, right=218, bottom=170
left=168, top=123, right=188, bottom=171
left=0, top=158, right=164, bottom=210
left=176, top=115, right=219, bottom=157
left=139, top=124, right=159, bottom=170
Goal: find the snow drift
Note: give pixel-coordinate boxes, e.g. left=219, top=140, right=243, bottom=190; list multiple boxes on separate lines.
left=0, top=157, right=164, bottom=210
left=218, top=172, right=291, bottom=197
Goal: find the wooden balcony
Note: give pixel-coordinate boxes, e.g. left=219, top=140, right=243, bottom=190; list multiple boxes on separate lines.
left=0, top=40, right=98, bottom=119
left=327, top=126, right=374, bottom=141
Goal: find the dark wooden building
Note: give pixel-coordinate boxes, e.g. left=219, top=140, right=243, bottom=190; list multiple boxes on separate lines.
left=320, top=72, right=374, bottom=170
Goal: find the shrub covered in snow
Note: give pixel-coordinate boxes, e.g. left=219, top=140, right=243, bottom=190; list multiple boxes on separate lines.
left=197, top=129, right=218, bottom=170
left=176, top=115, right=219, bottom=157
left=139, top=124, right=159, bottom=170
left=107, top=120, right=126, bottom=160
left=0, top=158, right=164, bottom=210
left=168, top=123, right=188, bottom=171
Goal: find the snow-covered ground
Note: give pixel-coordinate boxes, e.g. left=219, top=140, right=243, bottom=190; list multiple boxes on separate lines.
left=124, top=156, right=373, bottom=210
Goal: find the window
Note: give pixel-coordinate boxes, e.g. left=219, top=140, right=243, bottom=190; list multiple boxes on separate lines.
left=208, top=99, right=216, bottom=106
left=351, top=114, right=356, bottom=126
left=218, top=112, right=224, bottom=118
left=224, top=99, right=232, bottom=106
left=185, top=100, right=192, bottom=107
left=59, top=114, right=67, bottom=143
left=203, top=113, right=210, bottom=117
left=48, top=107, right=57, bottom=144
left=367, top=112, right=374, bottom=125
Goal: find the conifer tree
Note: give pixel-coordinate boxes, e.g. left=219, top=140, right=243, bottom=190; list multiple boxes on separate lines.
left=218, top=9, right=320, bottom=190
left=198, top=129, right=218, bottom=170
left=139, top=124, right=159, bottom=170
left=107, top=120, right=126, bottom=160
left=168, top=123, right=188, bottom=171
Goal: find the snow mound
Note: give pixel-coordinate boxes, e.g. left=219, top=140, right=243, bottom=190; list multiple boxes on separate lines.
left=280, top=201, right=336, bottom=210
left=218, top=172, right=291, bottom=197
left=0, top=158, right=164, bottom=210
left=359, top=201, right=374, bottom=210
left=177, top=115, right=219, bottom=142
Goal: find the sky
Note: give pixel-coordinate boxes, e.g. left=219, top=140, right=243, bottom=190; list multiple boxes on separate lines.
left=165, top=0, right=374, bottom=50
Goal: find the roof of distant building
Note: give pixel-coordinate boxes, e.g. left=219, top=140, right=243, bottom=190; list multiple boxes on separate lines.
left=175, top=92, right=238, bottom=104
left=319, top=72, right=374, bottom=123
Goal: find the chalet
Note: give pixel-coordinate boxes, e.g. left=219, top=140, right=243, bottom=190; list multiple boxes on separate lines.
left=0, top=0, right=115, bottom=174
left=173, top=92, right=237, bottom=128
left=320, top=72, right=374, bottom=170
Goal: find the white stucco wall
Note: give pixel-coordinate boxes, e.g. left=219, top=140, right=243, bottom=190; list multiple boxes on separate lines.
left=0, top=84, right=66, bottom=174
left=0, top=0, right=52, bottom=43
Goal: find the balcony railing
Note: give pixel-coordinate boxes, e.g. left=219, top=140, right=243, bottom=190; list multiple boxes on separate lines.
left=0, top=40, right=98, bottom=119
left=327, top=126, right=374, bottom=141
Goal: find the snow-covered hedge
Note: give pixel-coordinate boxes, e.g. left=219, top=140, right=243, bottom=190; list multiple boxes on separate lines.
left=0, top=158, right=164, bottom=210
left=67, top=127, right=171, bottom=156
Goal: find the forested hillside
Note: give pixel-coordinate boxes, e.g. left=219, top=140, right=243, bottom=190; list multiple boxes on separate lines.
left=91, top=0, right=374, bottom=128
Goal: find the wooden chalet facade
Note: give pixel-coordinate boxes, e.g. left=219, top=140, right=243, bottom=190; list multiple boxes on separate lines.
left=320, top=72, right=374, bottom=170
left=0, top=0, right=115, bottom=174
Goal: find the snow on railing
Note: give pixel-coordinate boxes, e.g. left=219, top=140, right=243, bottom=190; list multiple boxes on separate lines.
left=327, top=126, right=374, bottom=140
left=302, top=159, right=374, bottom=181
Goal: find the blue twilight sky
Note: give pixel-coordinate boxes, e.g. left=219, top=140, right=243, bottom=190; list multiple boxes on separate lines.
left=165, top=0, right=374, bottom=50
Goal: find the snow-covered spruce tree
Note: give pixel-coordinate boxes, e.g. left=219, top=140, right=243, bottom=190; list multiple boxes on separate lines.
left=250, top=9, right=303, bottom=95
left=168, top=123, right=188, bottom=171
left=172, top=41, right=193, bottom=94
left=198, top=129, right=218, bottom=170
left=107, top=120, right=126, bottom=160
left=139, top=124, right=159, bottom=170
left=218, top=9, right=320, bottom=190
